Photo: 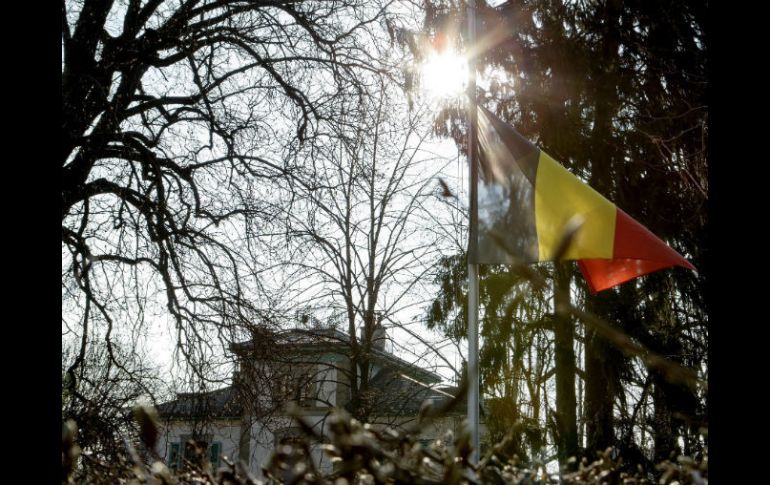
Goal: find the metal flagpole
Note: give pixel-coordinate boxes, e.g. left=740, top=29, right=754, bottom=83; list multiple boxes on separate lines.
left=466, top=0, right=480, bottom=465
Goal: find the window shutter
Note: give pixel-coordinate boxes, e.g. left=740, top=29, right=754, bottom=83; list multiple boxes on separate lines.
left=209, top=442, right=222, bottom=468
left=168, top=442, right=181, bottom=468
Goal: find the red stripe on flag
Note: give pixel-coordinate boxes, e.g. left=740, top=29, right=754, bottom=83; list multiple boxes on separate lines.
left=613, top=208, right=695, bottom=268
left=577, top=208, right=696, bottom=293
left=578, top=258, right=675, bottom=293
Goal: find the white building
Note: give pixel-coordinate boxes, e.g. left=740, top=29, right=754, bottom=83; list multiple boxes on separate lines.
left=157, top=326, right=469, bottom=477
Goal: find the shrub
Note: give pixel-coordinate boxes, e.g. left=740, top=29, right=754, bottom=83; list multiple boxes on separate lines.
left=62, top=406, right=707, bottom=484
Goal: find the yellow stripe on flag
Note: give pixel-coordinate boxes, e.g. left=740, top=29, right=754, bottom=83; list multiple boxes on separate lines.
left=535, top=152, right=616, bottom=261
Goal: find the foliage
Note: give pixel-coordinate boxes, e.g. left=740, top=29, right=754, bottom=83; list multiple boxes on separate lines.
left=62, top=405, right=708, bottom=484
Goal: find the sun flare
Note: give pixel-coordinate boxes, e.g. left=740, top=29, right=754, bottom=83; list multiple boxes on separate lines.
left=420, top=48, right=468, bottom=100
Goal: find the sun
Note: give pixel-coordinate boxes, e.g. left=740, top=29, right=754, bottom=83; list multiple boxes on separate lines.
left=420, top=47, right=468, bottom=100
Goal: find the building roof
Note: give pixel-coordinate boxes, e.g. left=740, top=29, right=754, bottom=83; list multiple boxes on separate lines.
left=157, top=386, right=242, bottom=419
left=157, top=378, right=463, bottom=421
left=363, top=368, right=465, bottom=417
left=230, top=326, right=443, bottom=384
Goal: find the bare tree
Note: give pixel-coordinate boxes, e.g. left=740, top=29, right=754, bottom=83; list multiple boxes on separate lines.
left=253, top=82, right=456, bottom=422
left=60, top=3, right=437, bottom=477
left=61, top=0, right=415, bottom=386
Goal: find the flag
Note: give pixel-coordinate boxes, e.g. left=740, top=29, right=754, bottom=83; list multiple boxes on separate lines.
left=470, top=106, right=696, bottom=293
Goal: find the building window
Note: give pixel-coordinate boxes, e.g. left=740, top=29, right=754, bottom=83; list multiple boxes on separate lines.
left=271, top=365, right=318, bottom=407
left=418, top=439, right=434, bottom=449
left=274, top=427, right=305, bottom=447
left=168, top=437, right=222, bottom=470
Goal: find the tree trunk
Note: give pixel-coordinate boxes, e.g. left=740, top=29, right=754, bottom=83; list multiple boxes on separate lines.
left=582, top=0, right=623, bottom=458
left=652, top=376, right=675, bottom=462
left=583, top=323, right=616, bottom=455
left=553, top=262, right=578, bottom=470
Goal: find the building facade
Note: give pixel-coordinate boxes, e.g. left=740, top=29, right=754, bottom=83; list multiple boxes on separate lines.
left=157, top=326, right=469, bottom=477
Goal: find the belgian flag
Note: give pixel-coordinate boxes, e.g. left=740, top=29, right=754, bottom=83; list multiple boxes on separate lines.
left=471, top=106, right=696, bottom=293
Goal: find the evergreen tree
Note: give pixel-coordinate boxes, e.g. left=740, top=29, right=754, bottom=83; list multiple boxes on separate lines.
left=422, top=0, right=706, bottom=471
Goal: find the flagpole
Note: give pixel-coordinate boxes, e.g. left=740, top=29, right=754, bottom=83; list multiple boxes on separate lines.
left=466, top=0, right=480, bottom=465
